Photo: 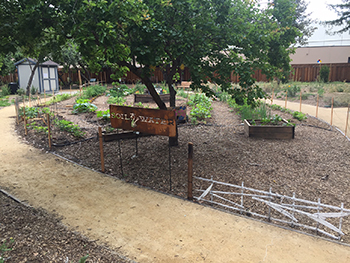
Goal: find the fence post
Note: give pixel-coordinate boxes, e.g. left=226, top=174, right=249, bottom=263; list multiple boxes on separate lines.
left=187, top=142, right=193, bottom=200
left=23, top=107, right=27, bottom=136
left=98, top=127, right=105, bottom=173
left=331, top=97, right=334, bottom=127
left=271, top=88, right=274, bottom=105
left=47, top=113, right=52, bottom=149
left=344, top=104, right=350, bottom=137
left=299, top=90, right=302, bottom=112
left=316, top=94, right=319, bottom=118
left=15, top=97, right=19, bottom=125
left=285, top=91, right=287, bottom=108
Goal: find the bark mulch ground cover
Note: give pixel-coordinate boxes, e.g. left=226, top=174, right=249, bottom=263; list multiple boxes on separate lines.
left=13, top=95, right=350, bottom=244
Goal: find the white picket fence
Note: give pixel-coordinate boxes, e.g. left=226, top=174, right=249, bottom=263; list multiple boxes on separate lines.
left=194, top=176, right=350, bottom=240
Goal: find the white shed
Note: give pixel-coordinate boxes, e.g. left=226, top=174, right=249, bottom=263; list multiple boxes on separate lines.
left=15, top=58, right=59, bottom=93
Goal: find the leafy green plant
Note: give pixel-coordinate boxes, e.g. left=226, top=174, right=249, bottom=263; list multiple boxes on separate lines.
left=30, top=86, right=38, bottom=95
left=19, top=106, right=52, bottom=119
left=1, top=86, right=11, bottom=97
left=78, top=254, right=89, bottom=263
left=0, top=238, right=14, bottom=263
left=188, top=93, right=212, bottom=123
left=107, top=96, right=126, bottom=105
left=0, top=98, right=11, bottom=107
left=73, top=99, right=98, bottom=113
left=16, top=88, right=25, bottom=96
left=53, top=118, right=85, bottom=137
left=177, top=89, right=189, bottom=98
left=320, top=65, right=330, bottom=83
left=45, top=93, right=74, bottom=105
left=109, top=84, right=131, bottom=97
left=80, top=85, right=106, bottom=99
left=133, top=82, right=146, bottom=94
left=284, top=84, right=300, bottom=97
left=317, top=87, right=325, bottom=97
left=96, top=109, right=110, bottom=120
left=292, top=111, right=307, bottom=121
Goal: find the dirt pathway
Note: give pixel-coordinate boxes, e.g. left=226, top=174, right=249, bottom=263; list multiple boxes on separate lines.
left=1, top=105, right=350, bottom=262
left=269, top=99, right=350, bottom=134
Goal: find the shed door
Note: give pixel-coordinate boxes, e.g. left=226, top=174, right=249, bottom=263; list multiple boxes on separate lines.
left=42, top=67, right=57, bottom=92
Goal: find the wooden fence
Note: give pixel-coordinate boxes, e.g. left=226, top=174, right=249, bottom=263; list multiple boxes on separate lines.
left=2, top=63, right=350, bottom=86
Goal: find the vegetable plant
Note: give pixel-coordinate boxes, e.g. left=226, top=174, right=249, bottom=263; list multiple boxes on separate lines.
left=72, top=99, right=98, bottom=114
left=53, top=118, right=85, bottom=137
left=292, top=111, right=307, bottom=121
left=96, top=109, right=110, bottom=120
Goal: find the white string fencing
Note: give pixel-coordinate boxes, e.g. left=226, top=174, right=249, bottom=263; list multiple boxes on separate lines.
left=194, top=176, right=350, bottom=240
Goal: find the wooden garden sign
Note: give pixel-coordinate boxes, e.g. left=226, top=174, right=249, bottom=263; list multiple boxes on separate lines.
left=109, top=105, right=176, bottom=137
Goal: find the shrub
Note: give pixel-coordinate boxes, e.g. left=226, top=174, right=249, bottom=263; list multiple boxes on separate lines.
left=1, top=85, right=11, bottom=97
left=16, top=88, right=25, bottom=96
left=109, top=84, right=131, bottom=97
left=319, top=65, right=330, bottom=83
left=284, top=84, right=300, bottom=97
left=30, top=86, right=38, bottom=95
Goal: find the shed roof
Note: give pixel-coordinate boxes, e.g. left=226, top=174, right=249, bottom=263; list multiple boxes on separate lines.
left=15, top=58, right=59, bottom=67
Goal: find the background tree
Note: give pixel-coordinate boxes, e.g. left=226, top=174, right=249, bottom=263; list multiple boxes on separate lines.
left=324, top=0, right=350, bottom=33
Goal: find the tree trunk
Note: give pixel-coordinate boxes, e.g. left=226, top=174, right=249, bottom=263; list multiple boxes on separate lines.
left=26, top=60, right=40, bottom=96
left=120, top=61, right=167, bottom=110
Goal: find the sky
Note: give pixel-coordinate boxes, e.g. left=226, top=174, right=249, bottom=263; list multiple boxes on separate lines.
left=306, top=0, right=342, bottom=21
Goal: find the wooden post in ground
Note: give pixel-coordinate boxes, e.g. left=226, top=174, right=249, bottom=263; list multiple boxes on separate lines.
left=78, top=69, right=82, bottom=96
left=271, top=88, right=274, bottom=105
left=331, top=97, right=334, bottom=126
left=346, top=105, right=350, bottom=136
left=70, top=83, right=72, bottom=94
left=285, top=91, right=288, bottom=108
left=98, top=127, right=105, bottom=173
left=316, top=94, right=319, bottom=118
left=188, top=142, right=193, bottom=200
left=29, top=93, right=31, bottom=107
left=299, top=90, right=302, bottom=112
left=15, top=97, right=19, bottom=124
left=47, top=113, right=52, bottom=149
left=44, top=88, right=46, bottom=102
left=36, top=90, right=39, bottom=106
left=23, top=107, right=27, bottom=136
left=104, top=71, right=107, bottom=86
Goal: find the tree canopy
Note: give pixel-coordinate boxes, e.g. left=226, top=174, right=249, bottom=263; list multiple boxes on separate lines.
left=325, top=0, right=350, bottom=33
left=1, top=0, right=303, bottom=106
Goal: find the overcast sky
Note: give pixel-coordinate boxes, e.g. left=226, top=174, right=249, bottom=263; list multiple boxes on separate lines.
left=306, top=0, right=342, bottom=21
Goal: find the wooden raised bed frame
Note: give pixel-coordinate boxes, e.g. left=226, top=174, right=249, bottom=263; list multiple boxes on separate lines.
left=244, top=119, right=295, bottom=139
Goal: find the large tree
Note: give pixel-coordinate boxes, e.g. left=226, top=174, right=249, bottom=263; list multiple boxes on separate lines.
left=324, top=0, right=350, bottom=33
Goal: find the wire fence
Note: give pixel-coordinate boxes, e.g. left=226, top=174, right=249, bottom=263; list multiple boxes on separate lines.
left=193, top=176, right=350, bottom=240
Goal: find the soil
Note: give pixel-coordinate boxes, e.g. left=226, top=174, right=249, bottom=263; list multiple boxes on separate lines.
left=0, top=191, right=132, bottom=263
left=13, top=93, right=350, bottom=244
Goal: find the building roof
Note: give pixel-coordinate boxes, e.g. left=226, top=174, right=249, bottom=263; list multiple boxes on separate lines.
left=14, top=58, right=59, bottom=67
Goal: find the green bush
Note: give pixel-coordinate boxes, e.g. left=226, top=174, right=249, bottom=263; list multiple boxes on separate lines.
left=229, top=98, right=271, bottom=121
left=1, top=85, right=11, bottom=97
left=284, top=84, right=300, bottom=97
left=96, top=109, right=110, bottom=120
left=30, top=86, right=38, bottom=95
left=320, top=65, right=330, bottom=83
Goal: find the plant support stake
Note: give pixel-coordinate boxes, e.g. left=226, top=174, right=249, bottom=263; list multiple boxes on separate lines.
left=188, top=142, right=193, bottom=200
left=345, top=105, right=350, bottom=137
left=331, top=97, right=334, bottom=127
left=285, top=91, right=287, bottom=108
left=299, top=90, right=302, bottom=112
left=98, top=127, right=105, bottom=172
left=47, top=113, right=51, bottom=149
left=316, top=94, right=319, bottom=118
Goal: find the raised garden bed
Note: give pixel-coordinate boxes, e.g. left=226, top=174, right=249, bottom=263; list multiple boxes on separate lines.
left=134, top=93, right=170, bottom=103
left=244, top=119, right=295, bottom=139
